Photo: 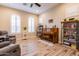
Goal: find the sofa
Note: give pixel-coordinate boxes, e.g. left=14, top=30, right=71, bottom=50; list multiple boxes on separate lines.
left=0, top=31, right=16, bottom=44
left=0, top=41, right=21, bottom=56
left=0, top=41, right=10, bottom=48
left=0, top=31, right=21, bottom=56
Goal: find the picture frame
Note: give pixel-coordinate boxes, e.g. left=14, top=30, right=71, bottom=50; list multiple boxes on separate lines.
left=49, top=19, right=53, bottom=23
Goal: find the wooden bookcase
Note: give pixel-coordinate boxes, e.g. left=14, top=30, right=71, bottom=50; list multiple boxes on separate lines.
left=61, top=20, right=79, bottom=50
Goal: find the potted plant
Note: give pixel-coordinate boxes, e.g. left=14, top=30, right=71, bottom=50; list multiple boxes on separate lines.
left=64, top=18, right=67, bottom=21
left=23, top=27, right=27, bottom=40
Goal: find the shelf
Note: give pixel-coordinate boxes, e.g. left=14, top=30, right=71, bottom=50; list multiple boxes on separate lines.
left=61, top=20, right=79, bottom=23
left=61, top=20, right=79, bottom=49
left=62, top=28, right=76, bottom=30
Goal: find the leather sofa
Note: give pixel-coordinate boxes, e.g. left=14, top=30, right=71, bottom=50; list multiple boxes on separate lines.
left=0, top=31, right=16, bottom=44
left=0, top=41, right=21, bottom=56
left=0, top=41, right=10, bottom=48
left=0, top=31, right=21, bottom=56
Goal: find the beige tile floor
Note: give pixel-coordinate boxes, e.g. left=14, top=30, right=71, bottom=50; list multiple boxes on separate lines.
left=16, top=36, right=79, bottom=56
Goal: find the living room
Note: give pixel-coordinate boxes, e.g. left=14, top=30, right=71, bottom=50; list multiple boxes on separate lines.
left=0, top=3, right=79, bottom=56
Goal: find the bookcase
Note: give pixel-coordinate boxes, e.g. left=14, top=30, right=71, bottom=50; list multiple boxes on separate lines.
left=37, top=25, right=43, bottom=37
left=61, top=20, right=79, bottom=50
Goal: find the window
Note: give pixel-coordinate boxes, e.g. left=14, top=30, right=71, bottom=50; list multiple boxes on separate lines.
left=39, top=17, right=43, bottom=24
left=11, top=14, right=21, bottom=33
left=28, top=16, right=35, bottom=32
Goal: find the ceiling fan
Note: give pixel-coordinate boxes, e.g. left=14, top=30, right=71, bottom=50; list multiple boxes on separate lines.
left=23, top=3, right=41, bottom=7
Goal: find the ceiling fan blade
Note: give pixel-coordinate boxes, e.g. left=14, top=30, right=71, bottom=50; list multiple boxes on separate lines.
left=30, top=4, right=33, bottom=7
left=35, top=3, right=41, bottom=7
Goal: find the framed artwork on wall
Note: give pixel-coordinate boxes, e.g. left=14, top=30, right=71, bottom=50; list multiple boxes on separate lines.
left=48, top=19, right=53, bottom=23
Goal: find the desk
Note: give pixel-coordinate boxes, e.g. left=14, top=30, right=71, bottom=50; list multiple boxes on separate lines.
left=42, top=28, right=59, bottom=43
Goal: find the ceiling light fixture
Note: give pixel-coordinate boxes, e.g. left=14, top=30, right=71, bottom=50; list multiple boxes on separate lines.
left=36, top=10, right=39, bottom=13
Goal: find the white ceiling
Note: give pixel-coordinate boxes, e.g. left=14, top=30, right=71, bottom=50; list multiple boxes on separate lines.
left=0, top=3, right=59, bottom=15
